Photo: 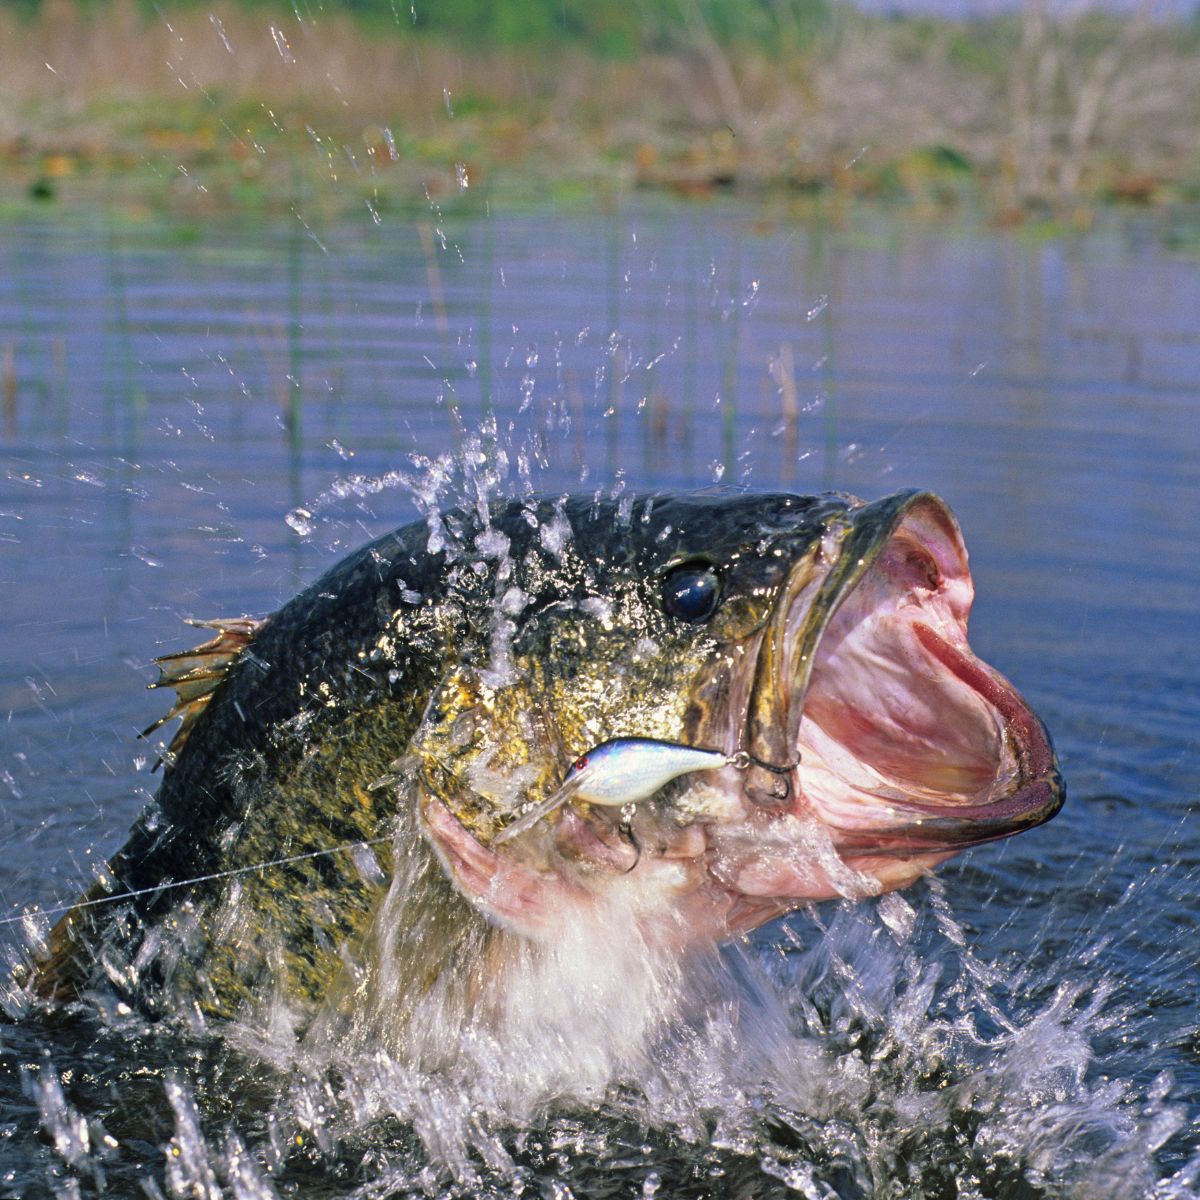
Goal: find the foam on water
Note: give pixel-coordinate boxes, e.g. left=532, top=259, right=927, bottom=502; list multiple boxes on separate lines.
left=10, top=799, right=1200, bottom=1197
left=22, top=831, right=1178, bottom=1200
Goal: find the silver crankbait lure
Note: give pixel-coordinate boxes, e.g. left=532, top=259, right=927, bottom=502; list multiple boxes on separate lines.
left=493, top=737, right=797, bottom=844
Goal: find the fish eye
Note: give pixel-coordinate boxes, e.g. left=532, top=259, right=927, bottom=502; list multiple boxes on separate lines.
left=662, top=561, right=722, bottom=623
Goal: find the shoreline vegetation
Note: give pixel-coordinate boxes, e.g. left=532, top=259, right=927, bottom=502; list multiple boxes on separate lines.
left=1, top=0, right=1199, bottom=226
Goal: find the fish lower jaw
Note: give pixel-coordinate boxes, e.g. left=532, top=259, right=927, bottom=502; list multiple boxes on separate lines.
left=791, top=610, right=1061, bottom=855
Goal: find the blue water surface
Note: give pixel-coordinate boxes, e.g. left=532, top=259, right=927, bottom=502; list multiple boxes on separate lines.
left=0, top=196, right=1198, bottom=1197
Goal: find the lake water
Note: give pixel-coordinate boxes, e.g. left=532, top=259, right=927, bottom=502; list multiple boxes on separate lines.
left=1, top=195, right=1198, bottom=1197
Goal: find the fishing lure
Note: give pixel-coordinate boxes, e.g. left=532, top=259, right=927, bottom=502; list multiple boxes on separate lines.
left=0, top=742, right=794, bottom=926
left=493, top=737, right=797, bottom=844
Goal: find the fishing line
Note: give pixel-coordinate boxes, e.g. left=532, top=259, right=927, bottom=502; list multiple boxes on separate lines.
left=0, top=836, right=396, bottom=928
left=2, top=747, right=803, bottom=924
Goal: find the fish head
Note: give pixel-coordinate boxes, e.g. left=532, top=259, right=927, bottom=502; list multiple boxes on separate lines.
left=413, top=491, right=1063, bottom=943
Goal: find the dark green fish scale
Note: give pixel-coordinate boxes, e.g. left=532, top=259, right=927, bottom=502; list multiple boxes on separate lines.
left=39, top=491, right=855, bottom=1018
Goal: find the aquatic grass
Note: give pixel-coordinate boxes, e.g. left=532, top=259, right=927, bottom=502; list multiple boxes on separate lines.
left=719, top=235, right=743, bottom=477
left=102, top=210, right=141, bottom=453
left=0, top=222, right=55, bottom=443
left=414, top=218, right=466, bottom=453
left=2, top=343, right=15, bottom=438
left=476, top=204, right=494, bottom=428
left=50, top=335, right=68, bottom=441
left=286, top=188, right=304, bottom=449
left=603, top=200, right=622, bottom=479
left=768, top=341, right=800, bottom=488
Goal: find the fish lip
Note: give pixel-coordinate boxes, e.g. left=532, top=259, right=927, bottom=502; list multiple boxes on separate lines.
left=749, top=490, right=1065, bottom=855
left=826, top=625, right=1065, bottom=855
left=744, top=489, right=945, bottom=792
left=879, top=621, right=1065, bottom=849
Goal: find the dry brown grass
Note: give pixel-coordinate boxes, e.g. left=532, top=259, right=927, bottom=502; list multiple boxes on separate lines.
left=2, top=0, right=1198, bottom=209
left=1, top=2, right=532, bottom=131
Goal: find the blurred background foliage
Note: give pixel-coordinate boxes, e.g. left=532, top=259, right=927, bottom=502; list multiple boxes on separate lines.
left=1, top=0, right=1199, bottom=221
left=0, top=0, right=838, bottom=55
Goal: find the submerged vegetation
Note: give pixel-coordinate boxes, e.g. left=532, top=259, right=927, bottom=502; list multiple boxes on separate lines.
left=1, top=0, right=1199, bottom=221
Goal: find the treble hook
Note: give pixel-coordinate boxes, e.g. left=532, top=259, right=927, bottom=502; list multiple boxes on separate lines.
left=618, top=810, right=642, bottom=874
left=728, top=749, right=800, bottom=801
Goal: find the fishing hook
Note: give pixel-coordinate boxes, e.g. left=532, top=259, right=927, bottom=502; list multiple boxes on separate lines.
left=618, top=816, right=643, bottom=874
left=728, top=749, right=800, bottom=800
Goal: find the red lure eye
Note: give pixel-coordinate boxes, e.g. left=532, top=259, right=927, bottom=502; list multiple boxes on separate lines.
left=572, top=755, right=589, bottom=772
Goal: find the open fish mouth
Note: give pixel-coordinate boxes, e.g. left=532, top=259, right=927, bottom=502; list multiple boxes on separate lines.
left=775, top=491, right=1063, bottom=858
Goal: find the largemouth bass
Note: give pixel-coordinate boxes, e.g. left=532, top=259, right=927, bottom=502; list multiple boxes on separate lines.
left=35, top=490, right=1063, bottom=1022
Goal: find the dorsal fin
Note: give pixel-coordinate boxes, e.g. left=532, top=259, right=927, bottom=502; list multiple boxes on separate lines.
left=142, top=617, right=264, bottom=769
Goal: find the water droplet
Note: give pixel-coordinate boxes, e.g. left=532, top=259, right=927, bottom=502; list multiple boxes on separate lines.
left=286, top=508, right=315, bottom=536
left=209, top=13, right=234, bottom=53
left=878, top=892, right=916, bottom=943
left=269, top=25, right=294, bottom=64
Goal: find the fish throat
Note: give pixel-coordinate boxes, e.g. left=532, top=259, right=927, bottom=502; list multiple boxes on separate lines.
left=738, top=491, right=1062, bottom=862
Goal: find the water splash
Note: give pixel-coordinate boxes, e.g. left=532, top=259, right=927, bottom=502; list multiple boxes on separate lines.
left=202, top=881, right=1200, bottom=1194
left=8, top=849, right=1198, bottom=1198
